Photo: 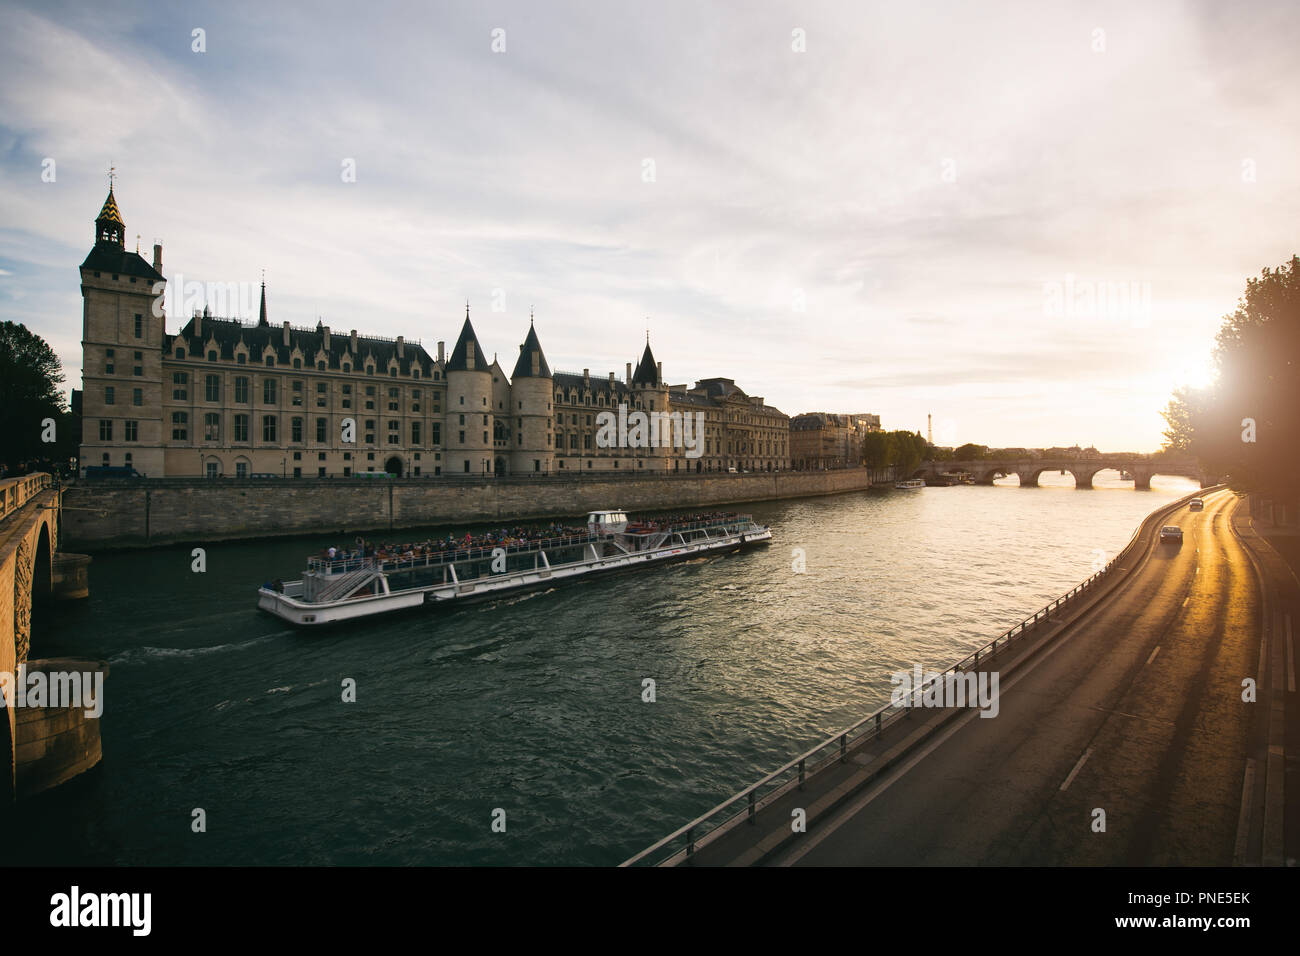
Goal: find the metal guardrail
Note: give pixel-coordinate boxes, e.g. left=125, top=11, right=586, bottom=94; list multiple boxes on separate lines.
left=621, top=488, right=1213, bottom=866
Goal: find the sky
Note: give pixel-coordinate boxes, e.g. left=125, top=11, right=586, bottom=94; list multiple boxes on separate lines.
left=2, top=0, right=1297, bottom=451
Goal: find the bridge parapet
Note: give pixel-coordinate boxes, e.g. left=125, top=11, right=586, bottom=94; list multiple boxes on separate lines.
left=0, top=474, right=53, bottom=523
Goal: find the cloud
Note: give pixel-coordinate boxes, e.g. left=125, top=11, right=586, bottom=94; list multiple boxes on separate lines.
left=1, top=0, right=1296, bottom=451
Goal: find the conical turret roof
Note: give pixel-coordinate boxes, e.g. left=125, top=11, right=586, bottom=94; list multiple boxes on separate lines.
left=511, top=321, right=552, bottom=379
left=445, top=308, right=488, bottom=372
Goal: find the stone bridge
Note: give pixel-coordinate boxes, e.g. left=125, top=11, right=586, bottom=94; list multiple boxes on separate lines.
left=918, top=454, right=1210, bottom=489
left=0, top=474, right=91, bottom=802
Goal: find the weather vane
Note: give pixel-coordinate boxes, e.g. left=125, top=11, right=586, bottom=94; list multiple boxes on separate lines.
left=107, top=166, right=116, bottom=189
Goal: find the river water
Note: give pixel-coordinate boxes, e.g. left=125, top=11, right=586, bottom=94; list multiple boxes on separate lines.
left=13, top=471, right=1198, bottom=865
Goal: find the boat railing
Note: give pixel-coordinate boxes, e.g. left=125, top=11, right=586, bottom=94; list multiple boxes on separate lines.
left=306, top=533, right=600, bottom=575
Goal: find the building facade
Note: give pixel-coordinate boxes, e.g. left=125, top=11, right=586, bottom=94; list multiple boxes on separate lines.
left=78, top=186, right=790, bottom=478
left=789, top=412, right=882, bottom=470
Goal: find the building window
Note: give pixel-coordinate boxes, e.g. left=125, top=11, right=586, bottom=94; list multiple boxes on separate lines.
left=134, top=313, right=142, bottom=338
left=124, top=420, right=139, bottom=442
left=263, top=379, right=277, bottom=404
left=175, top=348, right=185, bottom=360
left=317, top=361, right=326, bottom=371
left=205, top=374, right=220, bottom=402
left=207, top=350, right=217, bottom=362
left=292, top=417, right=304, bottom=443
left=293, top=358, right=302, bottom=369
left=235, top=376, right=249, bottom=403
left=204, top=413, right=220, bottom=441
left=237, top=461, right=249, bottom=478
left=262, top=415, right=277, bottom=442
left=105, top=386, right=115, bottom=405
left=133, top=388, right=143, bottom=407
left=234, top=414, right=249, bottom=443
left=265, top=355, right=274, bottom=367
left=98, top=420, right=112, bottom=441
left=411, top=421, right=421, bottom=445
left=432, top=423, right=441, bottom=445
left=172, top=411, right=188, bottom=440
left=316, top=418, right=327, bottom=443
left=206, top=461, right=218, bottom=478
left=237, top=353, right=246, bottom=365
left=172, top=372, right=188, bottom=400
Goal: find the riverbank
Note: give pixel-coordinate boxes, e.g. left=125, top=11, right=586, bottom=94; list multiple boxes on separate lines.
left=60, top=469, right=891, bottom=550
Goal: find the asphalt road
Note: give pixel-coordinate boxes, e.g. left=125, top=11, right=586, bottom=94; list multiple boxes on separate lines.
left=775, top=488, right=1262, bottom=866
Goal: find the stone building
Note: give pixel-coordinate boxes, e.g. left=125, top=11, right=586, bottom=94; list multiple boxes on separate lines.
left=77, top=185, right=789, bottom=478
left=789, top=412, right=881, bottom=470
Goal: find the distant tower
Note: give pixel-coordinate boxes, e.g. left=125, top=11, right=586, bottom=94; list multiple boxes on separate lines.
left=79, top=177, right=167, bottom=476
left=630, top=337, right=670, bottom=471
left=444, top=305, right=495, bottom=476
left=927, top=414, right=932, bottom=445
left=510, top=316, right=554, bottom=475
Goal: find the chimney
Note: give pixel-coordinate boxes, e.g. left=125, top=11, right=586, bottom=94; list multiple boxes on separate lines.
left=152, top=242, right=162, bottom=273
left=626, top=362, right=632, bottom=383
left=657, top=361, right=662, bottom=382
left=396, top=335, right=404, bottom=358
left=323, top=326, right=331, bottom=350
left=583, top=368, right=589, bottom=384
left=194, top=308, right=202, bottom=337
left=283, top=320, right=291, bottom=346
left=351, top=329, right=358, bottom=352
left=437, top=341, right=445, bottom=363
left=608, top=371, right=615, bottom=385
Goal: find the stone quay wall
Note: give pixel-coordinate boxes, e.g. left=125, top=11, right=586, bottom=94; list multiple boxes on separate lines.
left=61, top=469, right=890, bottom=550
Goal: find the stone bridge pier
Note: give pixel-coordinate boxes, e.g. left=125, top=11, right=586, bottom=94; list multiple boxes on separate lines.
left=0, top=474, right=93, bottom=803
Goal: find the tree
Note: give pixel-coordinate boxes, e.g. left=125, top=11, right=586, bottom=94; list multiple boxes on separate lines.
left=1162, top=256, right=1300, bottom=491
left=888, top=429, right=927, bottom=477
left=0, top=321, right=69, bottom=471
left=862, top=431, right=891, bottom=471
left=953, top=442, right=988, bottom=460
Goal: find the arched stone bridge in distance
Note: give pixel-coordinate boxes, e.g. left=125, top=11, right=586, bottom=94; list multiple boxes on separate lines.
left=917, top=454, right=1211, bottom=489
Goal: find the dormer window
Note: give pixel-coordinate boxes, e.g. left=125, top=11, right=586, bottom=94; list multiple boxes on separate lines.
left=208, top=350, right=217, bottom=362
left=176, top=348, right=185, bottom=359
left=293, top=358, right=302, bottom=369
left=265, top=355, right=274, bottom=367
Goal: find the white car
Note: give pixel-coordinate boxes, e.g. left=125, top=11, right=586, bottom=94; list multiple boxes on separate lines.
left=1159, top=526, right=1183, bottom=543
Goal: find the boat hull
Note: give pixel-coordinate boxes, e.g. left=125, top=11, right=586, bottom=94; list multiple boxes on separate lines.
left=259, top=526, right=772, bottom=626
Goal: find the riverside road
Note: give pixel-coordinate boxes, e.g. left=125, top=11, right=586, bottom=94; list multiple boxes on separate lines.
left=770, top=489, right=1278, bottom=866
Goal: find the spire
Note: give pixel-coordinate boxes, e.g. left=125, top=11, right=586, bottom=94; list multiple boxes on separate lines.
left=511, top=321, right=552, bottom=379
left=632, top=338, right=659, bottom=386
left=95, top=179, right=125, bottom=249
left=258, top=280, right=268, bottom=326
left=445, top=313, right=487, bottom=373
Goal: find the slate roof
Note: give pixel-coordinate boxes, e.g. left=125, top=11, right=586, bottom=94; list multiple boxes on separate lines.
left=80, top=246, right=164, bottom=282
left=445, top=314, right=488, bottom=373
left=165, top=315, right=434, bottom=373
left=511, top=323, right=552, bottom=379
left=632, top=342, right=659, bottom=386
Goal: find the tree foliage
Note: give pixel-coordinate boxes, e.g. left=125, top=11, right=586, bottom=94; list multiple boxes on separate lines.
left=1162, top=255, right=1300, bottom=491
left=0, top=321, right=69, bottom=470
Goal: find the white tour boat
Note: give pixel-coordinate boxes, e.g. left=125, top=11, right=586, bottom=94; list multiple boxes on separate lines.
left=257, top=510, right=772, bottom=626
left=894, top=478, right=926, bottom=489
